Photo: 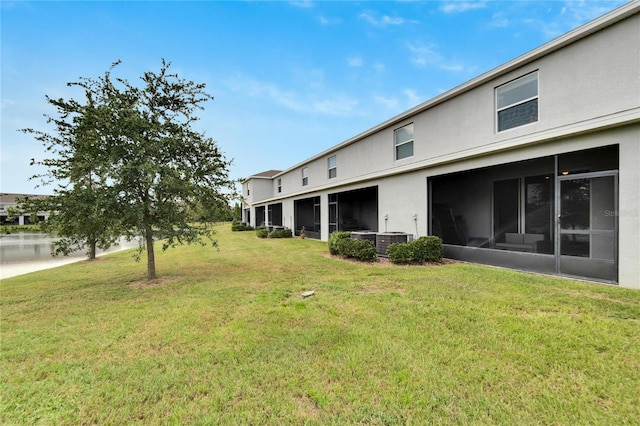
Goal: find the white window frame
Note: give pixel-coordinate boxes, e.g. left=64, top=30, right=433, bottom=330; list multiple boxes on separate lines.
left=496, top=71, right=539, bottom=132
left=328, top=155, right=337, bottom=179
left=277, top=178, right=282, bottom=193
left=394, top=123, right=414, bottom=161
left=302, top=167, right=308, bottom=186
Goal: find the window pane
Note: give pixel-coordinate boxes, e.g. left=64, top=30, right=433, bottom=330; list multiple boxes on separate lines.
left=560, top=179, right=590, bottom=230
left=525, top=175, right=553, bottom=241
left=328, top=156, right=336, bottom=168
left=395, top=124, right=413, bottom=145
left=493, top=179, right=519, bottom=243
left=396, top=141, right=413, bottom=160
left=498, top=99, right=538, bottom=131
left=329, top=168, right=337, bottom=179
left=497, top=73, right=538, bottom=109
left=561, top=234, right=589, bottom=257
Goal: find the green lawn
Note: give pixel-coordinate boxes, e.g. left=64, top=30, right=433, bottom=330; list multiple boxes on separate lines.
left=2, top=224, right=639, bottom=424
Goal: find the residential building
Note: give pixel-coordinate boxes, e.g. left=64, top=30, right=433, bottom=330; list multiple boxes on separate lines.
left=241, top=2, right=640, bottom=289
left=0, top=193, right=51, bottom=225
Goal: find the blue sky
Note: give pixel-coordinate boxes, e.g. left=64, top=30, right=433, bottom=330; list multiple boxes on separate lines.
left=1, top=0, right=628, bottom=194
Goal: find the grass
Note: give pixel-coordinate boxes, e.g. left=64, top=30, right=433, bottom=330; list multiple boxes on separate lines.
left=2, top=224, right=639, bottom=424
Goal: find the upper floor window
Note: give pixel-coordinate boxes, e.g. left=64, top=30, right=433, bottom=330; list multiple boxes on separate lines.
left=247, top=185, right=250, bottom=196
left=302, top=167, right=308, bottom=186
left=277, top=178, right=282, bottom=193
left=395, top=123, right=414, bottom=160
left=496, top=71, right=538, bottom=132
left=328, top=155, right=337, bottom=179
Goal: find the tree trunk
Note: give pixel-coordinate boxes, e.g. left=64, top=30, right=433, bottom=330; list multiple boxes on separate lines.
left=88, top=235, right=97, bottom=260
left=145, top=227, right=156, bottom=280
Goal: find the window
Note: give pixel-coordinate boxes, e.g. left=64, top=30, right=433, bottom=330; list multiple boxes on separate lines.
left=247, top=185, right=250, bottom=196
left=277, top=178, right=282, bottom=193
left=496, top=72, right=538, bottom=132
left=302, top=167, right=308, bottom=186
left=394, top=123, right=414, bottom=160
left=328, top=155, right=337, bottom=179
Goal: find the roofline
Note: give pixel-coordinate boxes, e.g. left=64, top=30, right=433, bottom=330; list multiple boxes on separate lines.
left=271, top=1, right=640, bottom=178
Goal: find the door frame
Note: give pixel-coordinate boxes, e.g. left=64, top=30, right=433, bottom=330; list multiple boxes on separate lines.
left=555, top=170, right=619, bottom=283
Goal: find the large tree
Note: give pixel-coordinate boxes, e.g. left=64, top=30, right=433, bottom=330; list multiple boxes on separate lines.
left=24, top=60, right=235, bottom=279
left=21, top=74, right=121, bottom=259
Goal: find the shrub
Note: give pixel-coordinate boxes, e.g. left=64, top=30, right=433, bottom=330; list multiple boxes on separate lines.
left=232, top=222, right=254, bottom=232
left=387, top=242, right=414, bottom=264
left=411, top=236, right=443, bottom=262
left=256, top=227, right=269, bottom=238
left=269, top=228, right=292, bottom=238
left=328, top=231, right=352, bottom=255
left=387, top=236, right=443, bottom=264
left=336, top=238, right=377, bottom=262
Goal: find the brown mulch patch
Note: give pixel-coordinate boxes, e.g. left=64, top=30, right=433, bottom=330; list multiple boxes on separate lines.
left=324, top=253, right=456, bottom=267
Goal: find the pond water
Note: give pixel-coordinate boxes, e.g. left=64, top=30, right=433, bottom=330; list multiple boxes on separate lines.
left=0, top=233, right=140, bottom=279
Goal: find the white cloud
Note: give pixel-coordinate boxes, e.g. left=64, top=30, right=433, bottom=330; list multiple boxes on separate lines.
left=318, top=15, right=342, bottom=25
left=407, top=42, right=441, bottom=68
left=511, top=1, right=626, bottom=41
left=403, top=89, right=422, bottom=106
left=226, top=73, right=359, bottom=117
left=562, top=0, right=623, bottom=24
left=440, top=1, right=487, bottom=14
left=490, top=12, right=510, bottom=28
left=312, top=97, right=359, bottom=116
left=347, top=56, right=363, bottom=67
left=407, top=42, right=472, bottom=74
left=373, top=95, right=399, bottom=110
left=289, top=1, right=314, bottom=9
left=359, top=12, right=410, bottom=27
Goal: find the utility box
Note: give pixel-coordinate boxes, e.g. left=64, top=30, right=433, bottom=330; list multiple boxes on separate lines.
left=375, top=232, right=410, bottom=256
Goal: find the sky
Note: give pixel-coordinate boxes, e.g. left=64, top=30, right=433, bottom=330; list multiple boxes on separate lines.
left=1, top=0, right=629, bottom=195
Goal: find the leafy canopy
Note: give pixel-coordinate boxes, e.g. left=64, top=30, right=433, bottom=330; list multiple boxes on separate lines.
left=22, top=60, right=236, bottom=279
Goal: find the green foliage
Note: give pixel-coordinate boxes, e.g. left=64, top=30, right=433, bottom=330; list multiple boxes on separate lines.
left=335, top=238, right=377, bottom=262
left=268, top=228, right=292, bottom=238
left=328, top=231, right=351, bottom=255
left=21, top=60, right=236, bottom=278
left=256, top=226, right=269, bottom=238
left=412, top=236, right=443, bottom=262
left=231, top=222, right=254, bottom=232
left=388, top=236, right=443, bottom=264
left=387, top=242, right=414, bottom=264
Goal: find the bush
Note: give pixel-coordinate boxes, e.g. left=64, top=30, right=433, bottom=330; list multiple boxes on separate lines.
left=411, top=236, right=443, bottom=262
left=269, top=228, right=292, bottom=238
left=387, top=242, right=414, bottom=264
left=328, top=231, right=352, bottom=255
left=256, top=227, right=269, bottom=238
left=231, top=222, right=254, bottom=232
left=387, top=236, right=443, bottom=264
left=335, top=238, right=377, bottom=262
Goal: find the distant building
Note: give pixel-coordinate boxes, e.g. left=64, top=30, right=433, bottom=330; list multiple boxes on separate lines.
left=241, top=3, right=640, bottom=288
left=0, top=193, right=51, bottom=225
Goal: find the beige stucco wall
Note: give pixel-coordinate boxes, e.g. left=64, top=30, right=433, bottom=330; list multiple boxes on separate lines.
left=244, top=7, right=640, bottom=288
